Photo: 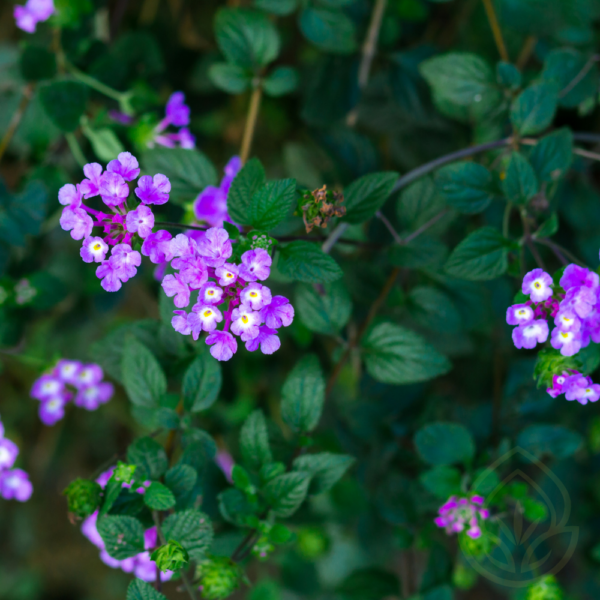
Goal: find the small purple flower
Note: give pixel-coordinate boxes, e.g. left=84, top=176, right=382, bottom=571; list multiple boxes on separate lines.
left=14, top=0, right=54, bottom=33
left=53, top=359, right=82, bottom=385
left=81, top=236, right=109, bottom=263
left=60, top=206, right=93, bottom=240
left=188, top=305, right=223, bottom=339
left=96, top=261, right=122, bottom=292
left=230, top=306, right=261, bottom=342
left=162, top=274, right=191, bottom=309
left=560, top=264, right=600, bottom=291
left=74, top=383, right=114, bottom=411
left=135, top=174, right=171, bottom=206
left=80, top=163, right=103, bottom=198
left=107, top=152, right=140, bottom=182
left=512, top=319, right=549, bottom=350
left=39, top=396, right=67, bottom=426
left=239, top=249, right=272, bottom=282
left=76, top=364, right=104, bottom=387
left=111, top=244, right=142, bottom=282
left=260, top=296, right=294, bottom=329
left=215, top=263, right=239, bottom=286
left=551, top=328, right=582, bottom=357
left=178, top=128, right=195, bottom=149
left=506, top=304, right=534, bottom=326
left=197, top=282, right=224, bottom=306
left=547, top=373, right=568, bottom=398
left=245, top=326, right=281, bottom=354
left=434, top=495, right=488, bottom=539
left=170, top=233, right=195, bottom=260
left=206, top=330, right=237, bottom=361
left=177, top=255, right=209, bottom=289
left=31, top=375, right=64, bottom=400
left=0, top=469, right=33, bottom=501
left=240, top=282, right=272, bottom=311
left=172, top=310, right=192, bottom=335
left=563, top=286, right=596, bottom=318
left=564, top=374, right=600, bottom=404
left=196, top=227, right=232, bottom=267
left=165, top=92, right=190, bottom=127
left=554, top=309, right=581, bottom=333
left=58, top=183, right=82, bottom=208
left=142, top=230, right=173, bottom=264
left=81, top=512, right=104, bottom=548
left=0, top=438, right=19, bottom=470
left=126, top=205, right=155, bottom=239
left=99, top=172, right=129, bottom=207
left=522, top=269, right=553, bottom=303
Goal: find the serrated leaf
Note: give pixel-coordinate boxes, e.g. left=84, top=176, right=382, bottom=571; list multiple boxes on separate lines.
left=344, top=172, right=399, bottom=224
left=165, top=465, right=197, bottom=498
left=263, top=471, right=311, bottom=517
left=444, top=227, right=509, bottom=281
left=127, top=437, right=169, bottom=480
left=144, top=482, right=176, bottom=510
left=435, top=162, right=494, bottom=214
left=510, top=82, right=558, bottom=136
left=277, top=241, right=342, bottom=283
left=295, top=280, right=352, bottom=335
left=281, top=354, right=325, bottom=433
left=501, top=152, right=538, bottom=205
left=99, top=475, right=123, bottom=518
left=127, top=579, right=168, bottom=600
left=528, top=128, right=573, bottom=183
left=293, top=452, right=354, bottom=495
left=121, top=336, right=167, bottom=408
left=249, top=178, right=296, bottom=230
left=415, top=422, right=475, bottom=466
left=39, top=80, right=88, bottom=132
left=162, top=510, right=213, bottom=560
left=361, top=322, right=451, bottom=385
left=183, top=354, right=222, bottom=412
left=240, top=409, right=272, bottom=471
left=397, top=176, right=446, bottom=230
left=228, top=157, right=266, bottom=225
left=97, top=515, right=145, bottom=559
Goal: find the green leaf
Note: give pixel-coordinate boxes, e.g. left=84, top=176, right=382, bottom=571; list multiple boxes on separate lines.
left=299, top=8, right=357, bottom=55
left=82, top=126, right=125, bottom=163
left=214, top=8, right=280, bottom=69
left=183, top=354, right=222, bottom=412
left=97, top=515, right=145, bottom=559
left=517, top=425, right=583, bottom=459
left=53, top=0, right=93, bottom=28
left=218, top=488, right=257, bottom=526
left=435, top=162, right=494, bottom=214
left=249, top=178, right=296, bottom=230
left=20, top=46, right=56, bottom=81
left=501, top=152, right=538, bottom=205
left=208, top=63, right=251, bottom=94
left=496, top=61, right=521, bottom=90
left=415, top=422, right=475, bottom=466
left=389, top=236, right=448, bottom=270
left=99, top=475, right=123, bottom=518
left=522, top=497, right=549, bottom=522
left=281, top=354, right=325, bottom=433
left=121, top=336, right=167, bottom=408
left=408, top=286, right=462, bottom=333
left=293, top=452, right=354, bottom=495
left=337, top=568, right=400, bottom=600
left=263, top=66, right=299, bottom=97
left=228, top=157, right=266, bottom=225
left=240, top=409, right=272, bottom=471
left=528, top=128, right=573, bottom=183
left=144, top=482, right=176, bottom=510
left=127, top=579, right=168, bottom=600
left=39, top=80, right=88, bottom=132
left=361, top=322, right=451, bottom=385
left=254, top=0, right=298, bottom=15
left=162, top=510, right=213, bottom=560
left=295, top=280, right=352, bottom=335
left=397, top=176, right=446, bottom=231
left=263, top=472, right=311, bottom=517
left=127, top=437, right=169, bottom=480
left=344, top=172, right=399, bottom=224
left=419, top=466, right=462, bottom=498
left=277, top=241, right=343, bottom=283
left=165, top=465, right=197, bottom=499
left=510, top=82, right=558, bottom=136
left=444, top=227, right=509, bottom=281
left=141, top=148, right=217, bottom=205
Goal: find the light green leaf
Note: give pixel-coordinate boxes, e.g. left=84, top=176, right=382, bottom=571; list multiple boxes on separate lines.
left=240, top=409, right=272, bottom=471
left=501, top=152, right=538, bottom=205
left=293, top=452, right=354, bottom=495
left=228, top=157, right=266, bottom=225
left=97, top=515, right=145, bottom=559
left=82, top=126, right=125, bottom=163
left=263, top=472, right=311, bottom=517
left=277, top=241, right=343, bottom=283
left=344, top=172, right=399, bottom=224
left=249, top=178, right=296, bottom=230
left=121, top=336, right=167, bottom=408
left=415, top=422, right=475, bottom=466
left=162, top=510, right=213, bottom=560
left=435, top=162, right=494, bottom=214
left=510, top=82, right=558, bottom=136
left=295, top=280, right=352, bottom=335
left=183, top=354, right=222, bottom=412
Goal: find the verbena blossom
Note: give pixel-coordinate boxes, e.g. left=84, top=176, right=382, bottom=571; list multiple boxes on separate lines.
left=162, top=227, right=294, bottom=361
left=153, top=92, right=195, bottom=149
left=0, top=416, right=32, bottom=502
left=81, top=468, right=172, bottom=583
left=30, top=360, right=114, bottom=425
left=58, top=152, right=172, bottom=292
left=14, top=0, right=54, bottom=33
left=546, top=371, right=600, bottom=405
left=434, top=495, right=489, bottom=539
left=193, top=157, right=242, bottom=227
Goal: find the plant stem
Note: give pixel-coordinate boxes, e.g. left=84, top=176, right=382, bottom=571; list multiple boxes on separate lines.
left=520, top=210, right=545, bottom=270
left=536, top=239, right=587, bottom=268
left=400, top=209, right=449, bottom=245
left=559, top=55, right=600, bottom=98
left=322, top=222, right=350, bottom=254
left=240, top=85, right=263, bottom=164
left=67, top=62, right=128, bottom=102
left=0, top=83, right=34, bottom=164
left=181, top=571, right=199, bottom=600
left=516, top=35, right=537, bottom=69
left=502, top=202, right=512, bottom=238
left=376, top=210, right=401, bottom=244
left=482, top=0, right=509, bottom=62
left=66, top=133, right=86, bottom=168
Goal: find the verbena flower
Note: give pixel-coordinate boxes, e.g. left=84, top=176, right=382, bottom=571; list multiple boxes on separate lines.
left=434, top=495, right=489, bottom=539
left=512, top=320, right=549, bottom=350
left=14, top=0, right=54, bottom=33
left=522, top=269, right=553, bottom=303
left=152, top=92, right=196, bottom=149
left=0, top=416, right=32, bottom=502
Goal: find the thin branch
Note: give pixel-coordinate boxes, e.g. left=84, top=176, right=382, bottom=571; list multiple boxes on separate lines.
left=66, top=133, right=86, bottom=168
left=482, top=0, right=509, bottom=62
left=322, top=222, right=350, bottom=254
left=400, top=209, right=449, bottom=245
left=66, top=62, right=128, bottom=103
left=559, top=55, right=600, bottom=98
left=0, top=83, right=34, bottom=164
left=502, top=202, right=512, bottom=238
left=516, top=35, right=537, bottom=70
left=376, top=210, right=402, bottom=244
left=572, top=132, right=600, bottom=144
left=520, top=210, right=545, bottom=270
left=240, top=85, right=263, bottom=164
left=536, top=239, right=587, bottom=268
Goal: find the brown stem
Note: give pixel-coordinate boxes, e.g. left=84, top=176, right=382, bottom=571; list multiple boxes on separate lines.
left=520, top=211, right=545, bottom=270
left=240, top=85, right=263, bottom=164
left=482, top=0, right=509, bottom=62
left=0, top=83, right=34, bottom=164
left=516, top=35, right=537, bottom=70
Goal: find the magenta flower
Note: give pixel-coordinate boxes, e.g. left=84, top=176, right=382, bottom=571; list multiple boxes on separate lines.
left=60, top=206, right=93, bottom=240
left=547, top=373, right=568, bottom=398
left=14, top=0, right=55, bottom=33
left=99, top=172, right=129, bottom=207
left=563, top=286, right=596, bottom=319
left=560, top=264, right=600, bottom=291
left=551, top=328, right=582, bottom=357
left=81, top=237, right=109, bottom=263
left=239, top=249, right=272, bottom=282
left=512, top=320, right=549, bottom=350
left=197, top=227, right=232, bottom=267
left=162, top=274, right=191, bottom=308
left=506, top=304, right=534, bottom=326
left=206, top=330, right=237, bottom=361
left=107, top=152, right=140, bottom=182
left=74, top=382, right=114, bottom=411
left=31, top=375, right=64, bottom=400
left=165, top=92, right=190, bottom=127
left=172, top=310, right=192, bottom=335
left=135, top=174, right=171, bottom=205
left=240, top=282, right=272, bottom=311
left=0, top=469, right=33, bottom=501
left=96, top=261, right=122, bottom=292
left=53, top=359, right=82, bottom=385
left=215, top=263, right=239, bottom=286
left=178, top=128, right=196, bottom=149
left=111, top=244, right=142, bottom=282
left=80, top=163, right=103, bottom=198
left=522, top=269, right=553, bottom=303
left=230, top=306, right=261, bottom=342
left=126, top=205, right=155, bottom=239
left=0, top=438, right=19, bottom=471
left=142, top=230, right=173, bottom=264
left=76, top=364, right=104, bottom=387
left=245, top=326, right=281, bottom=354
left=177, top=255, right=209, bottom=289
left=188, top=305, right=223, bottom=338
left=58, top=183, right=82, bottom=208
left=554, top=309, right=581, bottom=333
left=197, top=282, right=224, bottom=305
left=260, top=296, right=294, bottom=329
left=434, top=495, right=489, bottom=539
left=39, top=396, right=67, bottom=425
left=564, top=374, right=600, bottom=404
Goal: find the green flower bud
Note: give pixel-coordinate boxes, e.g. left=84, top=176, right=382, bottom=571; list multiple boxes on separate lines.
left=251, top=535, right=274, bottom=561
left=63, top=478, right=102, bottom=518
left=114, top=461, right=136, bottom=484
left=248, top=232, right=276, bottom=252
left=150, top=539, right=189, bottom=573
left=297, top=527, right=329, bottom=560
left=196, top=556, right=242, bottom=600
left=526, top=575, right=564, bottom=600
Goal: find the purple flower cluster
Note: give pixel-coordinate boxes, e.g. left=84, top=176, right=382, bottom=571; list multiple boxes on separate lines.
left=160, top=227, right=294, bottom=361
left=193, top=156, right=241, bottom=227
left=31, top=360, right=114, bottom=426
left=434, top=495, right=489, bottom=539
left=14, top=0, right=54, bottom=33
left=153, top=92, right=195, bottom=150
left=58, top=152, right=173, bottom=292
left=0, top=417, right=32, bottom=502
left=546, top=371, right=600, bottom=405
left=82, top=469, right=171, bottom=582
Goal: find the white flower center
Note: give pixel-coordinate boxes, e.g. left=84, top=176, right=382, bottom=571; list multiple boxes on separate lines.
left=0, top=447, right=10, bottom=464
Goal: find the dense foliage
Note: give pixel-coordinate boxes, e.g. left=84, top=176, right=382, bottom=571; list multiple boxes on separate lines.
left=2, top=0, right=600, bottom=599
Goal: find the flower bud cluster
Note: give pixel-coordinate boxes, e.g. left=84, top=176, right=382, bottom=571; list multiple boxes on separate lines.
left=434, top=495, right=489, bottom=540
left=0, top=416, right=32, bottom=502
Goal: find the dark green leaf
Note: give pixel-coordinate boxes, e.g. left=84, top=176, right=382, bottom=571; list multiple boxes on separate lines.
left=254, top=0, right=298, bottom=15
left=39, top=80, right=88, bottom=132
left=263, top=472, right=311, bottom=517
left=144, top=482, right=176, bottom=510
left=337, top=568, right=399, bottom=600
left=218, top=488, right=257, bottom=526
left=183, top=354, right=222, bottom=412
left=162, top=510, right=213, bottom=560
left=435, top=162, right=494, bottom=214
left=263, top=66, right=299, bottom=97
left=419, top=466, right=462, bottom=498
left=510, top=82, right=558, bottom=136
left=501, top=152, right=538, bottom=205
left=295, top=280, right=352, bottom=335
left=99, top=476, right=123, bottom=518
left=228, top=157, right=266, bottom=225
left=408, top=286, right=462, bottom=333
left=389, top=236, right=448, bottom=270
left=293, top=452, right=354, bottom=495
left=20, top=46, right=56, bottom=81
left=121, top=336, right=167, bottom=408
left=344, top=172, right=399, bottom=224
left=127, top=579, right=168, bottom=600
left=415, top=422, right=475, bottom=466
left=249, top=178, right=296, bottom=230
left=299, top=8, right=357, bottom=55
left=277, top=241, right=343, bottom=283
left=97, top=515, right=145, bottom=559
left=240, top=409, right=272, bottom=471
left=127, top=437, right=169, bottom=480
left=528, top=128, right=573, bottom=183
left=397, top=176, right=446, bottom=231
left=208, top=63, right=251, bottom=94
left=496, top=61, right=521, bottom=90
left=517, top=425, right=583, bottom=459
left=165, top=465, right=197, bottom=499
